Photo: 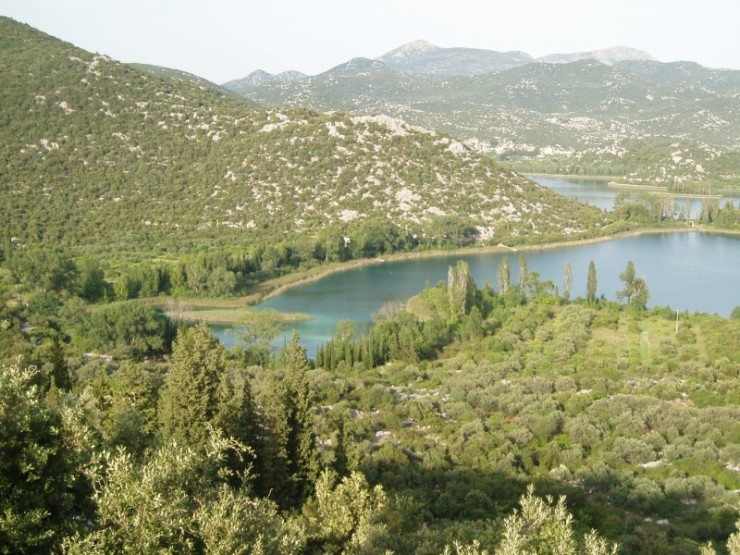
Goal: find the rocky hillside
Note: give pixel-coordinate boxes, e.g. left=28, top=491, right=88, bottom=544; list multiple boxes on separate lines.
left=0, top=18, right=605, bottom=254
left=240, top=55, right=740, bottom=189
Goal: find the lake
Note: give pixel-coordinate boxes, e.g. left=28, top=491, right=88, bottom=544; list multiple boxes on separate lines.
left=214, top=231, right=740, bottom=356
left=533, top=175, right=740, bottom=214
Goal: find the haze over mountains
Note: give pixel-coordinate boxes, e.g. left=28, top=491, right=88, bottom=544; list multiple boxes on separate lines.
left=227, top=41, right=660, bottom=87
left=229, top=40, right=740, bottom=190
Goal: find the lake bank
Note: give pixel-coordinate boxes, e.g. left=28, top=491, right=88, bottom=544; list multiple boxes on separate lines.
left=258, top=225, right=733, bottom=303
left=523, top=172, right=621, bottom=181
left=153, top=225, right=738, bottom=326
left=215, top=230, right=740, bottom=354
left=180, top=226, right=733, bottom=324
left=607, top=181, right=724, bottom=199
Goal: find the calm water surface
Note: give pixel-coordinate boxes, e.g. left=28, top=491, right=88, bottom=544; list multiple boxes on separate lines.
left=533, top=175, right=740, bottom=214
left=215, top=232, right=740, bottom=356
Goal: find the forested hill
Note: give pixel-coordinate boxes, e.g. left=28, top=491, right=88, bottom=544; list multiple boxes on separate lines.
left=0, top=17, right=605, bottom=255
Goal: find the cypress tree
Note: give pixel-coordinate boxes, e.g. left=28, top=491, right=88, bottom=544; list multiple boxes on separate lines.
left=587, top=261, right=598, bottom=305
left=158, top=323, right=226, bottom=449
left=563, top=261, right=573, bottom=302
left=261, top=332, right=319, bottom=509
left=497, top=256, right=511, bottom=294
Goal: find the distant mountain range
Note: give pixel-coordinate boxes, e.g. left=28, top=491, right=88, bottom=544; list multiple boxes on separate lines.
left=376, top=40, right=537, bottom=76
left=227, top=41, right=740, bottom=189
left=223, top=69, right=307, bottom=94
left=539, top=46, right=655, bottom=65
left=225, top=41, right=658, bottom=87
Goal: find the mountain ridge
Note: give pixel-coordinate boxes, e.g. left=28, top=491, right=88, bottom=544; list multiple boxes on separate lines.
left=224, top=41, right=660, bottom=86
left=222, top=69, right=307, bottom=94
left=539, top=45, right=655, bottom=65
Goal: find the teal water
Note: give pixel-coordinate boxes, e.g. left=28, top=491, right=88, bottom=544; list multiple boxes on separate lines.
left=214, top=232, right=740, bottom=356
left=534, top=175, right=740, bottom=213
left=532, top=176, right=617, bottom=211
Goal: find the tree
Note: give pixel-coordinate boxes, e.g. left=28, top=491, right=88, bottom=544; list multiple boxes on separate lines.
left=617, top=260, right=637, bottom=304
left=448, top=260, right=475, bottom=320
left=186, top=263, right=209, bottom=294
left=586, top=261, right=597, bottom=304
left=518, top=254, right=528, bottom=294
left=87, top=301, right=164, bottom=358
left=497, top=256, right=511, bottom=294
left=699, top=515, right=740, bottom=555
left=101, top=361, right=160, bottom=455
left=302, top=470, right=388, bottom=554
left=11, top=249, right=79, bottom=294
left=631, top=277, right=650, bottom=310
left=240, top=309, right=281, bottom=366
left=62, top=433, right=304, bottom=555
left=0, top=362, right=88, bottom=552
left=617, top=260, right=649, bottom=310
left=208, top=267, right=237, bottom=296
left=563, top=261, right=573, bottom=301
left=443, top=485, right=618, bottom=555
left=261, top=332, right=319, bottom=509
left=113, top=273, right=134, bottom=301
left=158, top=323, right=227, bottom=449
left=77, top=256, right=107, bottom=302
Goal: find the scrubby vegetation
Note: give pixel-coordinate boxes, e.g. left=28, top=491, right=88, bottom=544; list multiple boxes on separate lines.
left=2, top=255, right=739, bottom=554
left=0, top=16, right=608, bottom=262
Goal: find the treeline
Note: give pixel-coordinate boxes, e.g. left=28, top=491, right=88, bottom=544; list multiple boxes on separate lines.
left=316, top=257, right=648, bottom=372
left=612, top=192, right=740, bottom=227
left=0, top=216, right=491, bottom=303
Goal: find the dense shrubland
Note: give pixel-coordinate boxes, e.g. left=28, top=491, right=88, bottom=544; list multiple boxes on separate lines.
left=2, top=253, right=739, bottom=554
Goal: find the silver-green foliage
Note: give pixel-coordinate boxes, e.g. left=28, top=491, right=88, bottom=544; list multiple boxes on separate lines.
left=443, top=485, right=618, bottom=555
left=62, top=432, right=304, bottom=554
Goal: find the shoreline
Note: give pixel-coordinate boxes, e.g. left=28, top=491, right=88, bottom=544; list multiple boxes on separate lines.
left=523, top=172, right=620, bottom=181
left=526, top=173, right=734, bottom=200
left=254, top=226, right=739, bottom=304
left=607, top=182, right=723, bottom=199
left=154, top=226, right=739, bottom=322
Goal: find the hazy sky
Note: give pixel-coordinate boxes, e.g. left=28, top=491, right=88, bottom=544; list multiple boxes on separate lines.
left=2, top=0, right=738, bottom=83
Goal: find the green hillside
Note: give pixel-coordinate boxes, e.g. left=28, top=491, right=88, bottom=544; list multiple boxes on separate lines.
left=0, top=17, right=608, bottom=259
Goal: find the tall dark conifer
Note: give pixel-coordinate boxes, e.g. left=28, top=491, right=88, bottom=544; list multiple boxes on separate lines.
left=158, top=323, right=225, bottom=448
left=261, top=331, right=319, bottom=509
left=587, top=261, right=598, bottom=304
left=158, top=323, right=260, bottom=486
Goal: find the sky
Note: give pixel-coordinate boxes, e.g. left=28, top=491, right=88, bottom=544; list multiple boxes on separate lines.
left=2, top=0, right=739, bottom=83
